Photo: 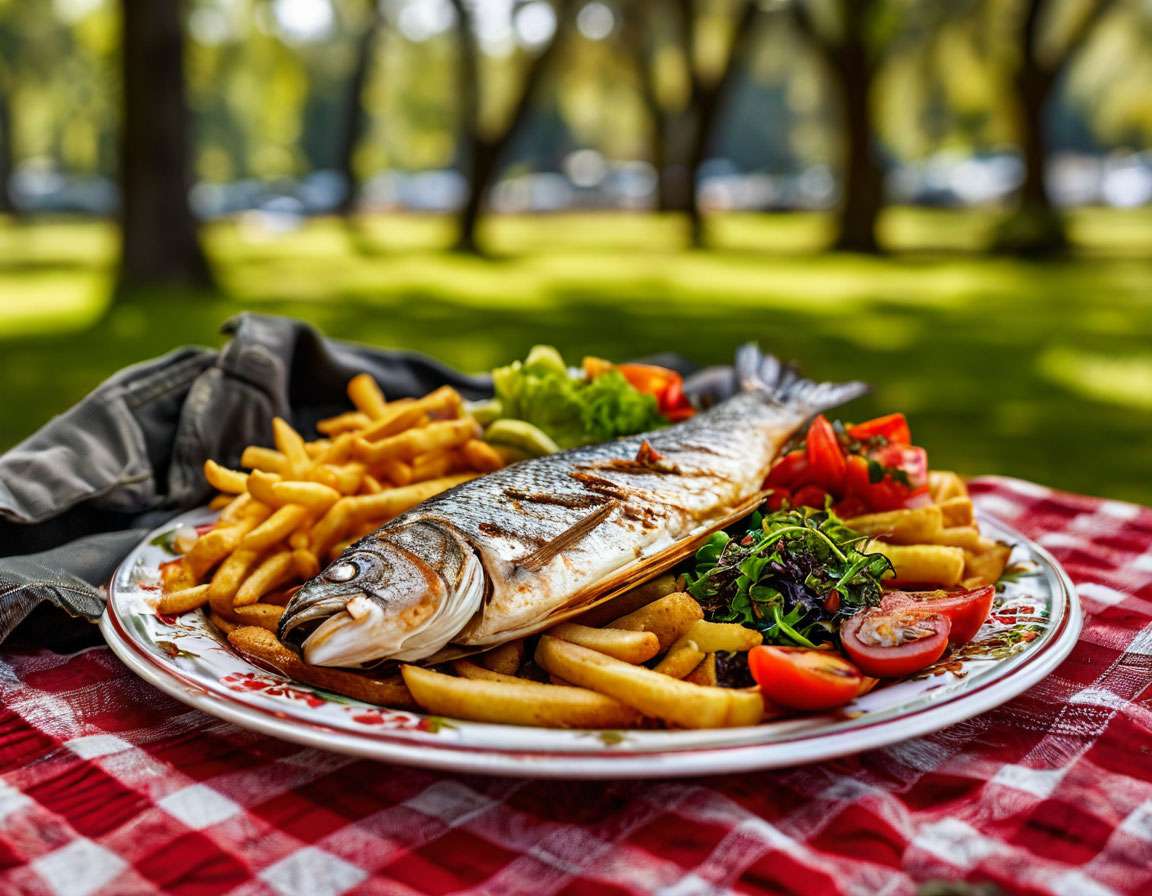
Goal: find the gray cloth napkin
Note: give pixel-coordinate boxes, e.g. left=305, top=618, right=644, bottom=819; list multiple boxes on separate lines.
left=0, top=313, right=714, bottom=646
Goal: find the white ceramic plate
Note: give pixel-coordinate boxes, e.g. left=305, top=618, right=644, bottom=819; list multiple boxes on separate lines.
left=101, top=509, right=1080, bottom=779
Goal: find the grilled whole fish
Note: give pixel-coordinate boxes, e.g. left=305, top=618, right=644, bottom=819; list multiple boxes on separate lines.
left=279, top=347, right=867, bottom=667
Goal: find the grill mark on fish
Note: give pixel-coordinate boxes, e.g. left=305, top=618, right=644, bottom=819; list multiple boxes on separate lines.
left=478, top=521, right=547, bottom=545
left=568, top=471, right=631, bottom=500
left=501, top=488, right=610, bottom=510
left=516, top=501, right=619, bottom=572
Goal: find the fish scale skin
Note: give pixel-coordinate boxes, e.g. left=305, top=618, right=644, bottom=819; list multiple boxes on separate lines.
left=349, top=390, right=809, bottom=644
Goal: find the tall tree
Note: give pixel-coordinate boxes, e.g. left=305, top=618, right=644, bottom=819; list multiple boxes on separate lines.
left=788, top=0, right=889, bottom=254
left=619, top=0, right=763, bottom=247
left=0, top=88, right=14, bottom=215
left=334, top=0, right=385, bottom=218
left=115, top=0, right=215, bottom=295
left=448, top=0, right=575, bottom=254
left=994, top=0, right=1117, bottom=255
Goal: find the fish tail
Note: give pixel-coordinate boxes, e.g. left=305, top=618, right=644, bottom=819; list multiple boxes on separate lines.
left=735, top=344, right=869, bottom=412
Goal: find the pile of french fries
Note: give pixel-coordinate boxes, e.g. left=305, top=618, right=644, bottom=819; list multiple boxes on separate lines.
left=156, top=374, right=504, bottom=635
left=846, top=471, right=1011, bottom=589
left=227, top=578, right=780, bottom=729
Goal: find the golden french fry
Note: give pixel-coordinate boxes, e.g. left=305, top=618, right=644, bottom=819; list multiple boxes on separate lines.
left=929, top=470, right=968, bottom=503
left=238, top=446, right=288, bottom=474
left=479, top=640, right=525, bottom=676
left=235, top=550, right=294, bottom=607
left=310, top=499, right=353, bottom=558
left=684, top=654, right=718, bottom=687
left=184, top=523, right=253, bottom=580
left=653, top=641, right=705, bottom=678
left=461, top=439, right=504, bottom=473
left=241, top=504, right=309, bottom=553
left=362, top=474, right=384, bottom=494
left=157, top=584, right=210, bottom=615
left=846, top=505, right=943, bottom=545
left=216, top=492, right=254, bottom=524
left=204, top=459, right=248, bottom=494
left=671, top=620, right=762, bottom=654
left=229, top=626, right=414, bottom=707
left=292, top=548, right=320, bottom=579
left=325, top=464, right=366, bottom=495
left=304, top=440, right=331, bottom=459
left=378, top=459, right=413, bottom=486
left=356, top=418, right=479, bottom=464
left=161, top=557, right=197, bottom=593
left=868, top=541, right=965, bottom=586
left=348, top=373, right=389, bottom=420
left=547, top=623, right=661, bottom=664
left=209, top=610, right=240, bottom=635
left=270, top=480, right=341, bottom=511
left=535, top=637, right=763, bottom=729
left=414, top=385, right=463, bottom=419
left=343, top=474, right=476, bottom=521
left=963, top=539, right=1013, bottom=586
left=359, top=401, right=425, bottom=442
left=608, top=592, right=704, bottom=651
left=574, top=574, right=682, bottom=628
left=939, top=496, right=975, bottom=528
left=410, top=451, right=456, bottom=483
left=232, top=602, right=285, bottom=632
left=929, top=526, right=983, bottom=551
left=272, top=418, right=311, bottom=477
left=319, top=432, right=357, bottom=465
left=209, top=548, right=264, bottom=606
left=452, top=660, right=522, bottom=683
left=246, top=470, right=282, bottom=506
left=316, top=411, right=372, bottom=437
left=208, top=494, right=234, bottom=511
left=401, top=664, right=640, bottom=728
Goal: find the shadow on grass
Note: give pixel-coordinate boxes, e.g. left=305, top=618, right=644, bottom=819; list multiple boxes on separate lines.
left=3, top=281, right=1149, bottom=506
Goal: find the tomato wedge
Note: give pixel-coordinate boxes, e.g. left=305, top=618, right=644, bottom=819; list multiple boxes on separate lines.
left=765, top=450, right=809, bottom=488
left=880, top=586, right=994, bottom=645
left=805, top=415, right=846, bottom=490
left=840, top=610, right=951, bottom=677
left=748, top=645, right=863, bottom=711
left=848, top=413, right=911, bottom=446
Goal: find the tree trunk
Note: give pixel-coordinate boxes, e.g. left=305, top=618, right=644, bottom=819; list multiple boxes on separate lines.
left=683, top=0, right=760, bottom=248
left=830, top=44, right=883, bottom=253
left=335, top=1, right=383, bottom=218
left=451, top=0, right=572, bottom=254
left=0, top=89, right=15, bottom=215
left=115, top=0, right=215, bottom=296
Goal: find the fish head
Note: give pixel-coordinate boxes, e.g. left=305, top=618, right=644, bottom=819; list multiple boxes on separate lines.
left=278, top=521, right=485, bottom=666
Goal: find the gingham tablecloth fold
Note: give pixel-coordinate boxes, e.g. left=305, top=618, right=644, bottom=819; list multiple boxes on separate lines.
left=1, top=476, right=1150, bottom=896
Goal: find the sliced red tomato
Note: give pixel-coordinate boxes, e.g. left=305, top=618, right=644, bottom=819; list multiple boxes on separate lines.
left=748, top=645, right=863, bottom=711
left=840, top=609, right=951, bottom=677
left=791, top=485, right=831, bottom=509
left=880, top=586, right=994, bottom=645
left=616, top=363, right=678, bottom=396
left=872, top=445, right=929, bottom=491
left=805, top=415, right=846, bottom=490
left=848, top=413, right=910, bottom=446
left=765, top=450, right=809, bottom=489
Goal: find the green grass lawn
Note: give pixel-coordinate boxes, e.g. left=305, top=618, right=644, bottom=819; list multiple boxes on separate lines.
left=2, top=209, right=1151, bottom=506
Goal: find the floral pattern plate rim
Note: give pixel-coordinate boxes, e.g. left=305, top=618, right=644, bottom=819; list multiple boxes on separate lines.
left=100, top=508, right=1080, bottom=779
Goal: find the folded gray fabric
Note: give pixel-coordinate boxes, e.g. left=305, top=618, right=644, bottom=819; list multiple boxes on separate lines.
left=0, top=313, right=491, bottom=643
left=0, top=313, right=713, bottom=646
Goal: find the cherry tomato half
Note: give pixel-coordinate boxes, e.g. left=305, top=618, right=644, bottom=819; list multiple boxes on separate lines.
left=791, top=485, right=831, bottom=509
left=765, top=450, right=810, bottom=489
left=880, top=586, right=994, bottom=645
left=840, top=609, right=951, bottom=678
left=748, top=645, right=863, bottom=711
left=847, top=413, right=911, bottom=446
left=805, top=415, right=847, bottom=490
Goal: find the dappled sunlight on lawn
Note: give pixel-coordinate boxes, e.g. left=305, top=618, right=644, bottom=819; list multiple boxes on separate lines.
left=1, top=210, right=1150, bottom=504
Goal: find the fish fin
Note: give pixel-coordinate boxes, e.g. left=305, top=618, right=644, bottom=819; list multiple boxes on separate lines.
left=516, top=501, right=618, bottom=572
left=735, top=343, right=869, bottom=412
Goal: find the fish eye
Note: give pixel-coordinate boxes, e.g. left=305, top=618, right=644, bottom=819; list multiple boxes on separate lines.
left=326, top=560, right=359, bottom=583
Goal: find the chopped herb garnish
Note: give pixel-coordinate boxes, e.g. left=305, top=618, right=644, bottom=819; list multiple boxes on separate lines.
left=686, top=507, right=892, bottom=648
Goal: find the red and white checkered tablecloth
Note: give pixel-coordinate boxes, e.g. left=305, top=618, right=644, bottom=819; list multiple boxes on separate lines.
left=1, top=476, right=1150, bottom=896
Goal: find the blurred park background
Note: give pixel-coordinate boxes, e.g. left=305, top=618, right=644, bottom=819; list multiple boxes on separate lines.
left=0, top=0, right=1150, bottom=504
